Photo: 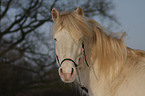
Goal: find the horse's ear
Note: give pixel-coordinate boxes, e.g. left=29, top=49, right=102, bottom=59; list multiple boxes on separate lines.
left=52, top=8, right=59, bottom=21
left=76, top=6, right=84, bottom=16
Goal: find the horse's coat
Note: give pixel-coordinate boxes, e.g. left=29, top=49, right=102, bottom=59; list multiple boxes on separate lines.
left=52, top=6, right=145, bottom=96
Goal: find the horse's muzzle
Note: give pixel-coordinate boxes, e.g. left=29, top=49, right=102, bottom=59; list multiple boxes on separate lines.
left=58, top=67, right=76, bottom=83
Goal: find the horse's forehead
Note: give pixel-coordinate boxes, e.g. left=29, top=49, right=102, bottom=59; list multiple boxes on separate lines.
left=54, top=29, right=71, bottom=39
left=54, top=27, right=81, bottom=43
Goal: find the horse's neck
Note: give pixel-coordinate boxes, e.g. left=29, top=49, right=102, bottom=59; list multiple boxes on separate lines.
left=78, top=33, right=145, bottom=96
left=78, top=39, right=123, bottom=95
left=78, top=53, right=107, bottom=96
left=77, top=41, right=98, bottom=94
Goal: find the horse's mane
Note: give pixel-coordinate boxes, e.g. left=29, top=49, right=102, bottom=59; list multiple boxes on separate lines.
left=54, top=11, right=93, bottom=41
left=53, top=11, right=145, bottom=79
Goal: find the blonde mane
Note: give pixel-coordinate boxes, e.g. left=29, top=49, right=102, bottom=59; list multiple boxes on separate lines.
left=53, top=11, right=93, bottom=41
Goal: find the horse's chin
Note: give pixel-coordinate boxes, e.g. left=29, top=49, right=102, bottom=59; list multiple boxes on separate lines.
left=63, top=80, right=74, bottom=83
left=61, top=77, right=75, bottom=83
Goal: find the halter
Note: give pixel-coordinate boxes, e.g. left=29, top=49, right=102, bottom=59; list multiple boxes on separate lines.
left=55, top=43, right=89, bottom=93
left=56, top=43, right=89, bottom=67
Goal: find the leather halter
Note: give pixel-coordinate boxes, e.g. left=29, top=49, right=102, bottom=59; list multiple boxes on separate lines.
left=55, top=43, right=89, bottom=93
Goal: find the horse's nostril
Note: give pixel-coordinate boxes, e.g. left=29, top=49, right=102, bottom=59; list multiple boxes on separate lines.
left=71, top=68, right=74, bottom=76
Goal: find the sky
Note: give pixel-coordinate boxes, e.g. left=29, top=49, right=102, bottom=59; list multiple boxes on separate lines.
left=36, top=0, right=145, bottom=51
left=113, top=0, right=145, bottom=51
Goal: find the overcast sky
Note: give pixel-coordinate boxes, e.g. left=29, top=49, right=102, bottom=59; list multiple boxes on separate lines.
left=113, top=0, right=145, bottom=51
left=48, top=0, right=145, bottom=51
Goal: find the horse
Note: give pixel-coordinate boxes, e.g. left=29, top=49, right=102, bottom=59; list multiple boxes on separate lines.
left=51, top=6, right=145, bottom=96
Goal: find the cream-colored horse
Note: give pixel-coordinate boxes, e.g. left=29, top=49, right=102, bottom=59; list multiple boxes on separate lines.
left=52, top=6, right=145, bottom=96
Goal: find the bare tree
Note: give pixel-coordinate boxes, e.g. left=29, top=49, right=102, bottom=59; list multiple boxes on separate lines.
left=0, top=0, right=117, bottom=95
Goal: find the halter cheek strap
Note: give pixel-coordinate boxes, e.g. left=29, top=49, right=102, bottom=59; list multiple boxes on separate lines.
left=82, top=43, right=89, bottom=67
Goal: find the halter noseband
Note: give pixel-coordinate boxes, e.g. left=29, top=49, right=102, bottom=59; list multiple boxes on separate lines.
left=56, top=43, right=89, bottom=68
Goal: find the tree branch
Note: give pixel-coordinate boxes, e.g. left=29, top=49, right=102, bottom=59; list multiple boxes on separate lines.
left=0, top=0, right=12, bottom=19
left=0, top=17, right=51, bottom=56
left=0, top=0, right=42, bottom=40
left=49, top=0, right=58, bottom=12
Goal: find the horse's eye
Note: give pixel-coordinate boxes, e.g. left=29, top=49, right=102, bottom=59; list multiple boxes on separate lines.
left=54, top=38, right=57, bottom=41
